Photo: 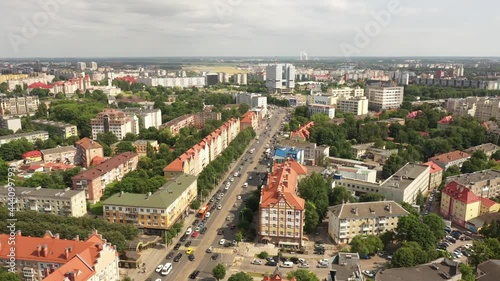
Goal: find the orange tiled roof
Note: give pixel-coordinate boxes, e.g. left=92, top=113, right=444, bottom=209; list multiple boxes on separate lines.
left=260, top=159, right=307, bottom=210
left=76, top=137, right=103, bottom=150
left=423, top=161, right=443, bottom=173
left=429, top=150, right=470, bottom=164
left=438, top=115, right=454, bottom=125
left=291, top=121, right=315, bottom=140
left=0, top=231, right=113, bottom=281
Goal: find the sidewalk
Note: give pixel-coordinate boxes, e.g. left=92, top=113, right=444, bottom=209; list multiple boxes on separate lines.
left=121, top=125, right=265, bottom=281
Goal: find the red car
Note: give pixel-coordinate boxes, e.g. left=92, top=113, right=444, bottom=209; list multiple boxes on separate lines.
left=191, top=231, right=199, bottom=238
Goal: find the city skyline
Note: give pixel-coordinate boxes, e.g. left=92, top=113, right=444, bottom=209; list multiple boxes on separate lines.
left=1, top=0, right=499, bottom=58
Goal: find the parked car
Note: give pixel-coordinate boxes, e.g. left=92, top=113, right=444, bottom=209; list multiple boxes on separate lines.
left=206, top=246, right=214, bottom=253
left=219, top=239, right=226, bottom=245
left=191, top=231, right=199, bottom=238
left=211, top=253, right=219, bottom=260
left=218, top=229, right=224, bottom=235
left=185, top=241, right=192, bottom=247
left=173, top=243, right=181, bottom=250
left=155, top=264, right=163, bottom=273
left=266, top=261, right=278, bottom=266
left=251, top=259, right=262, bottom=265
left=189, top=270, right=200, bottom=279
left=166, top=252, right=174, bottom=259
left=192, top=220, right=199, bottom=226
left=188, top=254, right=195, bottom=261
left=200, top=227, right=207, bottom=234
left=185, top=247, right=193, bottom=255
left=174, top=253, right=182, bottom=262
left=298, top=263, right=310, bottom=268
left=180, top=234, right=188, bottom=242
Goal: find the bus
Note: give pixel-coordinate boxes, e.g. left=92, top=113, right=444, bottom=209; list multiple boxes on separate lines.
left=197, top=204, right=209, bottom=218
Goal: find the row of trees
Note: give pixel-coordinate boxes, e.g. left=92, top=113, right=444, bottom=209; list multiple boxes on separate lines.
left=404, top=85, right=500, bottom=101
left=0, top=207, right=139, bottom=252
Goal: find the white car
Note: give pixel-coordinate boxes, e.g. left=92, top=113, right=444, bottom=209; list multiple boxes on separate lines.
left=217, top=205, right=222, bottom=210
left=185, top=227, right=192, bottom=235
left=155, top=264, right=163, bottom=273
left=237, top=195, right=242, bottom=200
left=298, top=258, right=306, bottom=264
left=205, top=212, right=211, bottom=218
left=225, top=185, right=229, bottom=190
left=234, top=172, right=238, bottom=177
left=155, top=279, right=162, bottom=281
left=219, top=239, right=226, bottom=245
left=249, top=176, right=253, bottom=180
left=243, top=182, right=248, bottom=188
left=251, top=259, right=262, bottom=265
left=226, top=182, right=231, bottom=187
left=230, top=177, right=234, bottom=182
left=298, top=263, right=310, bottom=268
left=464, top=244, right=473, bottom=249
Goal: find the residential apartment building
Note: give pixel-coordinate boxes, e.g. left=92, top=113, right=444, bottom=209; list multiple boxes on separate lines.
left=0, top=186, right=87, bottom=217
left=163, top=118, right=240, bottom=179
left=265, top=64, right=295, bottom=93
left=240, top=111, right=259, bottom=131
left=366, top=86, right=404, bottom=111
left=235, top=92, right=268, bottom=109
left=0, top=95, right=40, bottom=116
left=279, top=139, right=329, bottom=165
left=423, top=161, right=444, bottom=190
left=476, top=260, right=500, bottom=281
left=445, top=169, right=500, bottom=198
left=193, top=111, right=222, bottom=128
left=0, top=116, right=22, bottom=132
left=375, top=258, right=462, bottom=281
left=91, top=108, right=139, bottom=140
left=32, top=120, right=78, bottom=139
left=464, top=143, right=500, bottom=158
left=72, top=152, right=139, bottom=203
left=328, top=201, right=408, bottom=244
left=137, top=77, right=206, bottom=87
left=335, top=163, right=430, bottom=204
left=41, top=146, right=77, bottom=165
left=160, top=114, right=195, bottom=136
left=337, top=97, right=369, bottom=116
left=0, top=230, right=120, bottom=281
left=258, top=159, right=308, bottom=247
left=0, top=130, right=49, bottom=145
left=122, top=107, right=162, bottom=129
left=440, top=181, right=500, bottom=227
left=308, top=104, right=336, bottom=119
left=328, top=87, right=365, bottom=99
left=102, top=174, right=197, bottom=235
left=133, top=140, right=159, bottom=156
left=290, top=121, right=314, bottom=142
left=428, top=151, right=471, bottom=170
left=75, top=137, right=104, bottom=168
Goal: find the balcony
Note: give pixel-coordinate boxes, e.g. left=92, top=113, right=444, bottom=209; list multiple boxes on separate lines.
left=29, top=205, right=38, bottom=211
left=44, top=206, right=52, bottom=211
left=362, top=226, right=370, bottom=231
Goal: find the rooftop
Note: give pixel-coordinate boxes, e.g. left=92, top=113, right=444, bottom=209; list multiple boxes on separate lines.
left=352, top=142, right=375, bottom=151
left=329, top=201, right=409, bottom=220
left=32, top=119, right=76, bottom=128
left=464, top=143, right=500, bottom=154
left=41, top=146, right=76, bottom=155
left=477, top=260, right=500, bottom=281
left=75, top=137, right=103, bottom=150
left=72, top=152, right=137, bottom=181
left=423, top=161, right=444, bottom=174
left=375, top=259, right=460, bottom=281
left=467, top=212, right=500, bottom=229
left=446, top=169, right=500, bottom=187
left=0, top=186, right=83, bottom=199
left=0, top=130, right=48, bottom=141
left=429, top=150, right=471, bottom=164
left=330, top=252, right=362, bottom=281
left=102, top=174, right=197, bottom=209
left=381, top=163, right=430, bottom=190
left=442, top=181, right=480, bottom=204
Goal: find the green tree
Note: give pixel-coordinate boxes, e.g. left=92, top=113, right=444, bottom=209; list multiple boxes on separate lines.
left=115, top=141, right=136, bottom=154
left=234, top=231, right=243, bottom=242
left=228, top=272, right=253, bottom=281
left=422, top=213, right=446, bottom=240
left=458, top=264, right=475, bottom=281
left=298, top=173, right=330, bottom=219
left=350, top=235, right=383, bottom=255
left=212, top=264, right=226, bottom=281
left=97, top=132, right=119, bottom=146
left=286, top=269, right=320, bottom=281
left=359, top=193, right=385, bottom=202
left=190, top=200, right=201, bottom=210
left=0, top=271, right=21, bottom=281
left=392, top=246, right=416, bottom=267
left=258, top=251, right=269, bottom=259
left=329, top=186, right=353, bottom=206
left=304, top=202, right=320, bottom=234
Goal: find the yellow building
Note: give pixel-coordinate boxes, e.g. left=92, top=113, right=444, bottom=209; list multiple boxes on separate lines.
left=440, top=181, right=499, bottom=227
left=102, top=174, right=197, bottom=235
left=328, top=201, right=409, bottom=244
left=32, top=120, right=77, bottom=139
left=0, top=74, right=28, bottom=84
left=110, top=140, right=159, bottom=156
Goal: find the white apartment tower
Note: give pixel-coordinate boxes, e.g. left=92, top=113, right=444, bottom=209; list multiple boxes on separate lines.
left=367, top=86, right=404, bottom=111
left=91, top=108, right=139, bottom=140
left=76, top=62, right=86, bottom=71
left=90, top=62, right=98, bottom=70
left=265, top=64, right=295, bottom=93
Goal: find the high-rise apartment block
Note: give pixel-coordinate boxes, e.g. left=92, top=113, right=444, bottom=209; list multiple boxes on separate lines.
left=91, top=108, right=139, bottom=140
left=76, top=62, right=86, bottom=71
left=75, top=137, right=104, bottom=168
left=367, top=86, right=404, bottom=111
left=266, top=64, right=295, bottom=93
left=337, top=97, right=369, bottom=116
left=122, top=107, right=162, bottom=129
left=0, top=96, right=40, bottom=116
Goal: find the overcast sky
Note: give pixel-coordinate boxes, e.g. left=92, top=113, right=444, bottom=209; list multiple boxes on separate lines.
left=1, top=0, right=498, bottom=58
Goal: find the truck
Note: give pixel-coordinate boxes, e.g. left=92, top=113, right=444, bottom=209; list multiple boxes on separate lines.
left=197, top=204, right=210, bottom=218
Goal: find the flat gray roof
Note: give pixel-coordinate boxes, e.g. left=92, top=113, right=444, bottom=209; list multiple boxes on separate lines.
left=0, top=186, right=83, bottom=199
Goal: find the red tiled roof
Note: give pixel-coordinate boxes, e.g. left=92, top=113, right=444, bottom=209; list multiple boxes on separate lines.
left=423, top=161, right=443, bottom=174
left=22, top=150, right=42, bottom=159
left=429, top=150, right=470, bottom=164
left=291, top=121, right=315, bottom=140
left=481, top=197, right=498, bottom=208
left=0, top=231, right=112, bottom=281
left=443, top=181, right=480, bottom=204
left=260, top=159, right=307, bottom=210
left=406, top=110, right=422, bottom=119
left=28, top=82, right=53, bottom=89
left=72, top=152, right=137, bottom=181
left=438, top=115, right=454, bottom=125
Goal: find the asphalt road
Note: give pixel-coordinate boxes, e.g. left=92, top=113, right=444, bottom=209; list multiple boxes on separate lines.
left=147, top=108, right=287, bottom=281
